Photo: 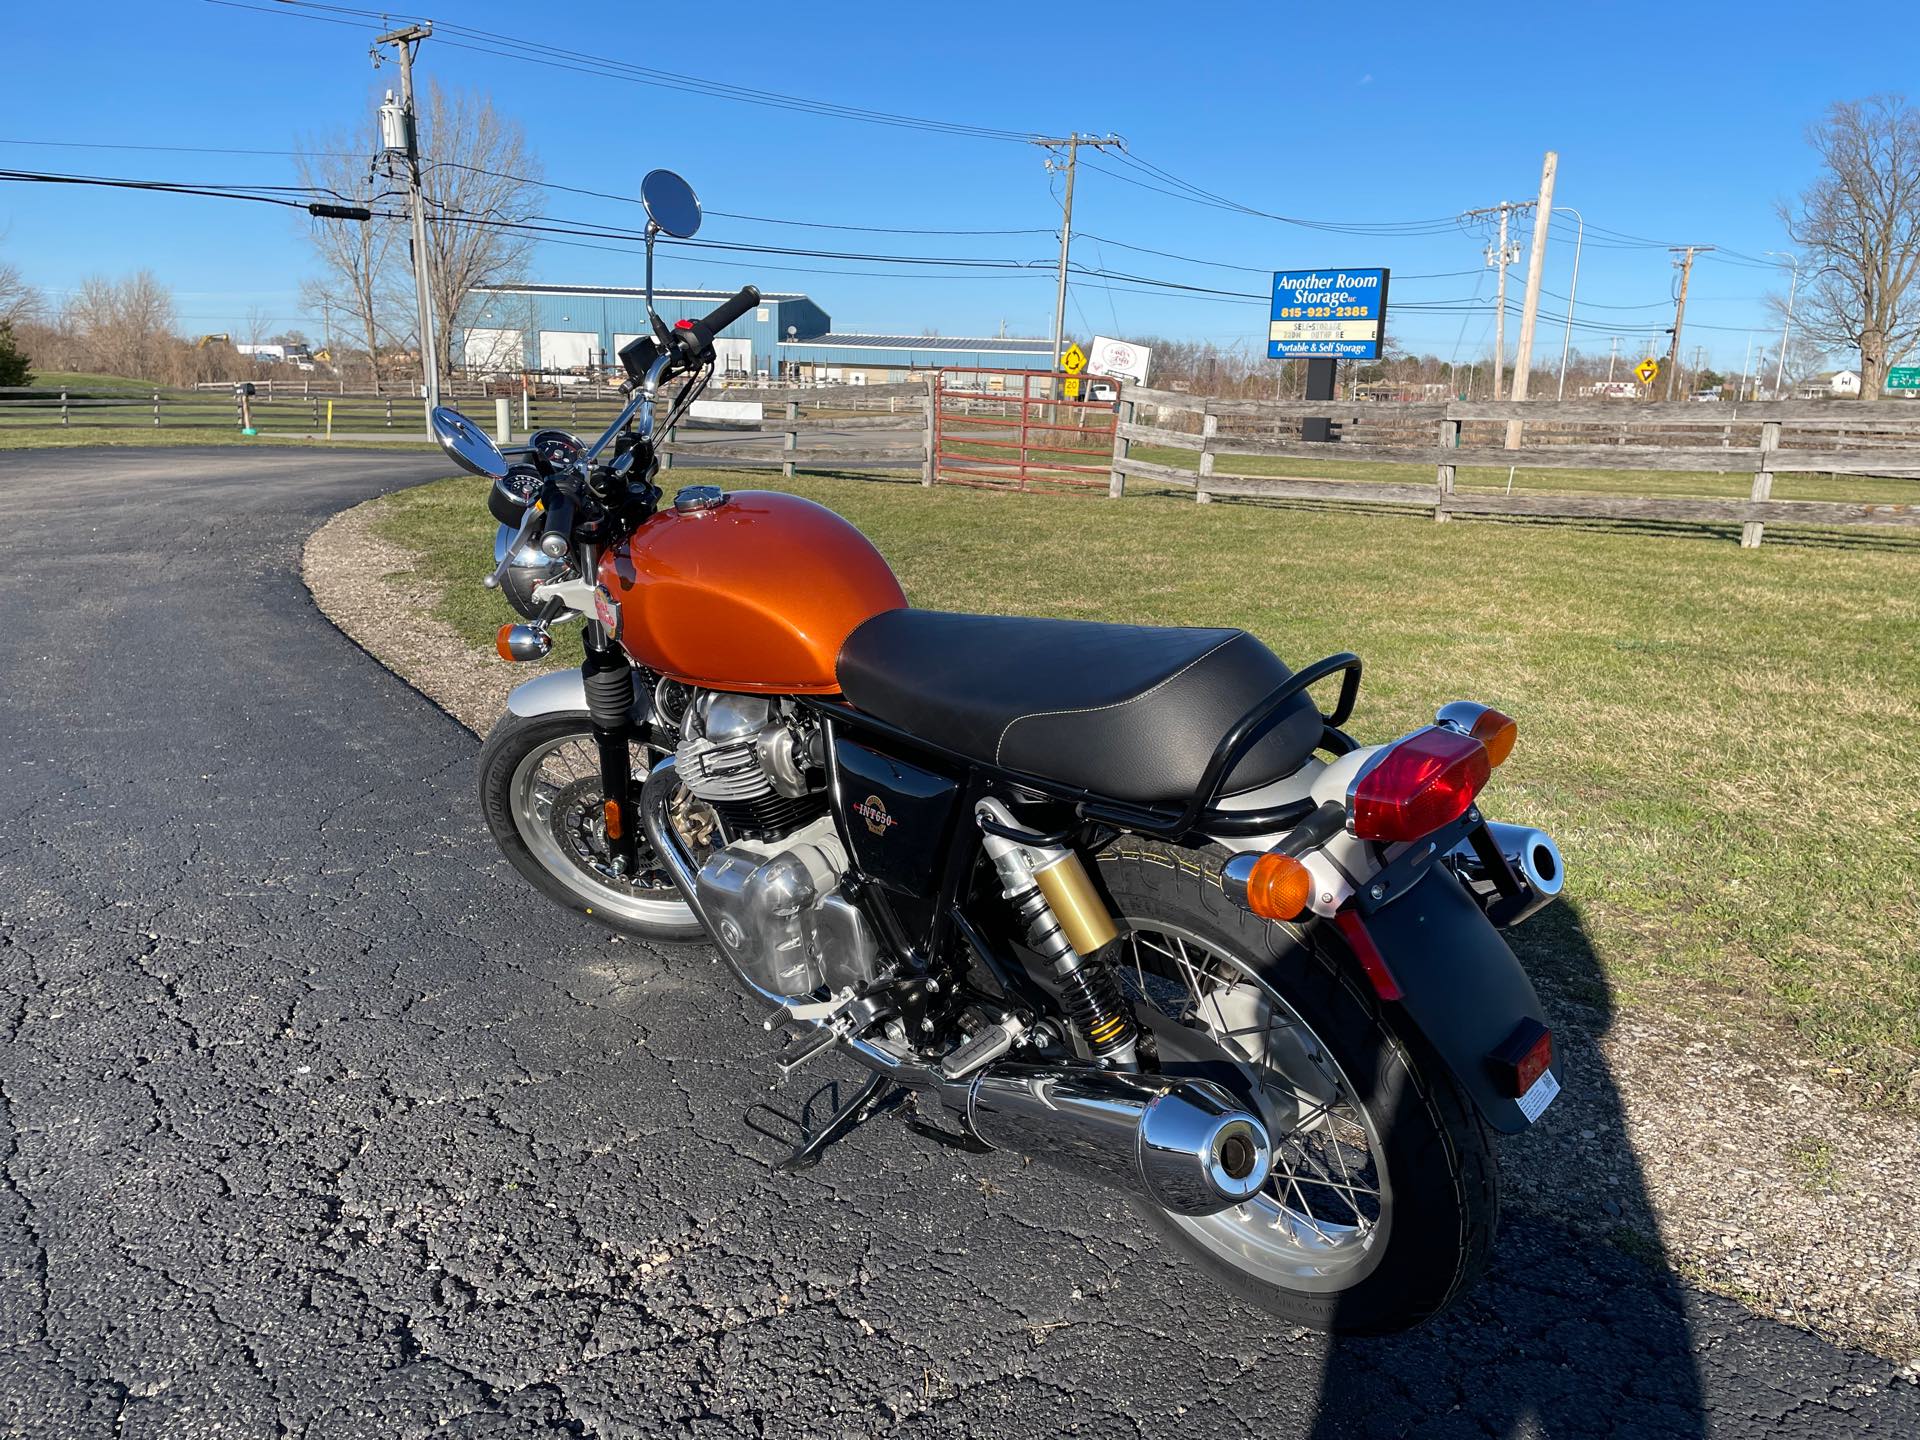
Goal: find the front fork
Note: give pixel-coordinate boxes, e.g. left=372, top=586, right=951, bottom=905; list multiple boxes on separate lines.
left=577, top=547, right=641, bottom=875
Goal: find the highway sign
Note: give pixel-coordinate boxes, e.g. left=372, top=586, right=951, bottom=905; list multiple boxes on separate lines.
left=1062, top=377, right=1081, bottom=400
left=1635, top=358, right=1660, bottom=385
left=1268, top=269, right=1389, bottom=360
left=1887, top=365, right=1920, bottom=391
left=1060, top=343, right=1087, bottom=374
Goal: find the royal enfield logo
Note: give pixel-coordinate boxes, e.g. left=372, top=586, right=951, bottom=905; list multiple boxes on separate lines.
left=853, top=794, right=897, bottom=838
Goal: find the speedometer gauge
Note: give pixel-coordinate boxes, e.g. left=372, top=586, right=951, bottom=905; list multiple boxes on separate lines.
left=489, top=462, right=544, bottom=525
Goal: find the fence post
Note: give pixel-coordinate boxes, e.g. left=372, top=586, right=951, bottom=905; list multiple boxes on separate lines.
left=1109, top=390, right=1134, bottom=498
left=1742, top=419, right=1780, bottom=548
left=521, top=384, right=530, bottom=433
left=1435, top=414, right=1460, bottom=522
left=312, top=397, right=321, bottom=431
left=783, top=399, right=799, bottom=478
left=60, top=389, right=69, bottom=427
left=921, top=376, right=937, bottom=486
left=1195, top=401, right=1218, bottom=503
left=494, top=396, right=512, bottom=444
left=152, top=389, right=161, bottom=429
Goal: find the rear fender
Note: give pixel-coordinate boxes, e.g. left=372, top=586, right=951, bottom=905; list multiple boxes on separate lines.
left=1347, top=864, right=1561, bottom=1135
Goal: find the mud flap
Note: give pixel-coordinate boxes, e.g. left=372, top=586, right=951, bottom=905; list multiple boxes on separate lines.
left=1355, top=865, right=1561, bottom=1135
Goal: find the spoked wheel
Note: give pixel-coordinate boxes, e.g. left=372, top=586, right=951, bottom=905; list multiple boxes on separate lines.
left=1097, top=837, right=1498, bottom=1335
left=478, top=711, right=705, bottom=941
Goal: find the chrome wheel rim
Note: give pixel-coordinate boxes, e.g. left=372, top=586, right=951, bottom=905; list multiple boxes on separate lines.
left=1120, top=918, right=1389, bottom=1290
left=507, top=733, right=695, bottom=927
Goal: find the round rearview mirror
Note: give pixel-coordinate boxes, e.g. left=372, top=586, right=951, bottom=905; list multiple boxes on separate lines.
left=640, top=169, right=702, bottom=239
left=432, top=405, right=509, bottom=479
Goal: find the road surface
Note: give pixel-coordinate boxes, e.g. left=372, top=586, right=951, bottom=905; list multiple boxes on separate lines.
left=0, top=447, right=1911, bottom=1437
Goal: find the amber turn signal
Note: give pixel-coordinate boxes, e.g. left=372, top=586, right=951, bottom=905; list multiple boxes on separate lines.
left=1243, top=852, right=1313, bottom=921
left=1470, top=708, right=1518, bottom=768
left=602, top=800, right=624, bottom=841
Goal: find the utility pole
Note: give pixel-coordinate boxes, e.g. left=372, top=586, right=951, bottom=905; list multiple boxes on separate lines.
left=1608, top=335, right=1619, bottom=384
left=1030, top=133, right=1123, bottom=391
left=1461, top=200, right=1530, bottom=398
left=1767, top=250, right=1799, bottom=399
left=374, top=22, right=438, bottom=434
left=1664, top=245, right=1711, bottom=401
left=1506, top=150, right=1558, bottom=444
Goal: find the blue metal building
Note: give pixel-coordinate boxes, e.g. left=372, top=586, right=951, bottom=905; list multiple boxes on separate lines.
left=457, top=283, right=1053, bottom=383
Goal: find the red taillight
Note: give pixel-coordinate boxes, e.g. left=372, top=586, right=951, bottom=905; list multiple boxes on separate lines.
left=1491, top=1019, right=1554, bottom=1098
left=1349, top=727, right=1491, bottom=842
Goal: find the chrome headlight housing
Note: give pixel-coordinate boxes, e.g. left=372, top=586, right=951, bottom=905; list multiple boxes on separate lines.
left=492, top=522, right=566, bottom=619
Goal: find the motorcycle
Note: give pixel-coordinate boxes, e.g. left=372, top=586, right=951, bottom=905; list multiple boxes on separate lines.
left=430, top=170, right=1567, bottom=1335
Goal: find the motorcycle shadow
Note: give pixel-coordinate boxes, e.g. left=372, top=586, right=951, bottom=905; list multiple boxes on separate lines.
left=1308, top=897, right=1708, bottom=1439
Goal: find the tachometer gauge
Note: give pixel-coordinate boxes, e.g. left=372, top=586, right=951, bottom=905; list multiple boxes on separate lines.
left=528, top=428, right=585, bottom=473
left=489, top=462, right=544, bottom=525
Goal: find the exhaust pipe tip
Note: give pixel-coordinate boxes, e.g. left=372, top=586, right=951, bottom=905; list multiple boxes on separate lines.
left=1139, top=1084, right=1273, bottom=1214
left=1497, top=823, right=1564, bottom=898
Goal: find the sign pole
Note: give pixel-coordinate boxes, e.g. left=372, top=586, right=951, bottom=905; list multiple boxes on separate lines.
left=1302, top=359, right=1336, bottom=443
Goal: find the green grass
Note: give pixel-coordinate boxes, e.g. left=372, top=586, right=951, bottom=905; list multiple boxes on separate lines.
left=10, top=370, right=160, bottom=393
left=0, top=426, right=431, bottom=452
left=373, top=468, right=1920, bottom=1105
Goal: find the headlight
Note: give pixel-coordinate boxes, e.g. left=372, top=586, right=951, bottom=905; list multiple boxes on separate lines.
left=491, top=522, right=565, bottom=619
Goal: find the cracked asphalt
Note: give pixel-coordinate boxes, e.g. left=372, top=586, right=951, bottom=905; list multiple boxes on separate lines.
left=0, top=446, right=1914, bottom=1438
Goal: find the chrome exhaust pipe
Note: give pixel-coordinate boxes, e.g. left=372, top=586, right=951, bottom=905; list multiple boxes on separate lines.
left=943, top=1065, right=1272, bottom=1216
left=1448, top=821, right=1565, bottom=926
left=642, top=757, right=1274, bottom=1214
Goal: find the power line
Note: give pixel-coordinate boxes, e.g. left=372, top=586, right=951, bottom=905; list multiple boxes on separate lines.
left=209, top=0, right=1043, bottom=142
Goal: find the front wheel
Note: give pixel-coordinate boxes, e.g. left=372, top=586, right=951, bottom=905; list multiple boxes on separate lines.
left=1096, top=837, right=1499, bottom=1335
left=477, top=710, right=705, bottom=941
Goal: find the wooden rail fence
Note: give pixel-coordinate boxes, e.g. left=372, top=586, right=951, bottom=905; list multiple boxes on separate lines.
left=1106, top=387, right=1920, bottom=547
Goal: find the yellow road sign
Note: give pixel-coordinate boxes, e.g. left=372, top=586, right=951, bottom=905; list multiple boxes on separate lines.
left=1061, top=343, right=1086, bottom=374
left=1635, top=358, right=1660, bottom=385
left=1062, top=376, right=1081, bottom=400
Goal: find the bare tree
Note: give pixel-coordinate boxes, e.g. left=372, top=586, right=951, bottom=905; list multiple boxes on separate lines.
left=66, top=271, right=177, bottom=381
left=296, top=134, right=404, bottom=394
left=0, top=256, right=42, bottom=328
left=415, top=81, right=542, bottom=383
left=1779, top=95, right=1920, bottom=400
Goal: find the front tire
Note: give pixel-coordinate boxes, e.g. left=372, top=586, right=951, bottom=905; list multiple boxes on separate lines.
left=477, top=710, right=706, bottom=942
left=1096, top=836, right=1498, bottom=1335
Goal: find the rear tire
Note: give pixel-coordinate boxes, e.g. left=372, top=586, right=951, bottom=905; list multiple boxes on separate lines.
left=1096, top=836, right=1498, bottom=1335
left=478, top=710, right=706, bottom=942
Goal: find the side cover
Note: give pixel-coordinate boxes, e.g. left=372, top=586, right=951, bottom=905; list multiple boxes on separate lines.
left=1358, top=866, right=1562, bottom=1135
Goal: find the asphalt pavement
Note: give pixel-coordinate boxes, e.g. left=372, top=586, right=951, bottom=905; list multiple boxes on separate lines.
left=0, top=446, right=1912, bottom=1438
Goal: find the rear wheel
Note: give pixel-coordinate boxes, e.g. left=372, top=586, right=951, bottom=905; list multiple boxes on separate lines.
left=1096, top=836, right=1498, bottom=1335
left=478, top=711, right=704, bottom=941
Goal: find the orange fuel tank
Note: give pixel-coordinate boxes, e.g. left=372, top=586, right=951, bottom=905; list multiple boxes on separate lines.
left=598, top=490, right=906, bottom=694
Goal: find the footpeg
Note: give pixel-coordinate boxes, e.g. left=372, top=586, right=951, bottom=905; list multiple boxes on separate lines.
left=774, top=1024, right=840, bottom=1080
left=939, top=1018, right=1021, bottom=1080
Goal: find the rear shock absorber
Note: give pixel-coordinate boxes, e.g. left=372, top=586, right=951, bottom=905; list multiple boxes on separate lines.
left=977, top=799, right=1137, bottom=1065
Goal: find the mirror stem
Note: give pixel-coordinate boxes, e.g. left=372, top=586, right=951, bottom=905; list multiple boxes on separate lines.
left=644, top=221, right=671, bottom=345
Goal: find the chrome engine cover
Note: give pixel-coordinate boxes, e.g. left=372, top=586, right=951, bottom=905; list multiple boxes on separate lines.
left=693, top=816, right=880, bottom=1001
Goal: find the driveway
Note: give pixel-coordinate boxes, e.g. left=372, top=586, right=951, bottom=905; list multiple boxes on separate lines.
left=0, top=447, right=1911, bottom=1437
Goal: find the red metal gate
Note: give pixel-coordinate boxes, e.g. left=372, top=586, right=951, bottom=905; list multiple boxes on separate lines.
left=930, top=367, right=1117, bottom=491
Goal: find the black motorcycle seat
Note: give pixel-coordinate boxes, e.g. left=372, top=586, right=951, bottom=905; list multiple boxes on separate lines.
left=835, top=610, right=1323, bottom=807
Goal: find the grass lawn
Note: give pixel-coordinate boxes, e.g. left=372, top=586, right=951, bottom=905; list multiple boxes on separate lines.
left=0, top=426, right=433, bottom=452
left=374, top=468, right=1920, bottom=1104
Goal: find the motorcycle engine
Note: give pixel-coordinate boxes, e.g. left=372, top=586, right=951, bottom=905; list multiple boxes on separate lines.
left=674, top=690, right=882, bottom=1001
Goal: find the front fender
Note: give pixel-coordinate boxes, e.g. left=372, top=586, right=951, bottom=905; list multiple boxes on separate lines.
left=507, top=669, right=590, bottom=719
left=1354, top=865, right=1562, bottom=1135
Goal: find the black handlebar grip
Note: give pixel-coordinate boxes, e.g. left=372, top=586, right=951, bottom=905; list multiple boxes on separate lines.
left=669, top=285, right=762, bottom=362
left=537, top=486, right=575, bottom=558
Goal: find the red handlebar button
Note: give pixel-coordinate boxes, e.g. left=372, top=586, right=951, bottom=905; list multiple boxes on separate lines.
left=674, top=318, right=694, bottom=329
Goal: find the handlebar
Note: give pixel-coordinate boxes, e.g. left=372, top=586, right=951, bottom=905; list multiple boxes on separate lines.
left=537, top=484, right=575, bottom=559
left=668, top=285, right=761, bottom=363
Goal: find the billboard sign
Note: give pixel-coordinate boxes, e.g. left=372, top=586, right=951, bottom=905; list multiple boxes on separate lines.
left=1089, top=335, right=1152, bottom=385
left=1268, top=269, right=1390, bottom=360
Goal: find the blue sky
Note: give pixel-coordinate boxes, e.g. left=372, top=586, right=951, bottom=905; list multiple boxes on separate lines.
left=2, top=1, right=1905, bottom=370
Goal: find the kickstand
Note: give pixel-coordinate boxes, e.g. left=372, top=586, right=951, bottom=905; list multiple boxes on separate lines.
left=745, top=1071, right=904, bottom=1174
